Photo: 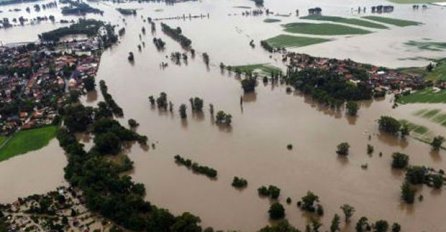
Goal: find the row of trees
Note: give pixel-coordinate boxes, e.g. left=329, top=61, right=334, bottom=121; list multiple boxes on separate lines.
left=258, top=185, right=281, bottom=199
left=174, top=155, right=218, bottom=178
left=99, top=80, right=123, bottom=117
left=160, top=23, right=192, bottom=48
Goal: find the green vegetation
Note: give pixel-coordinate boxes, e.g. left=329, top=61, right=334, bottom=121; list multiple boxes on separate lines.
left=301, top=15, right=388, bottom=29
left=398, top=89, right=446, bottom=104
left=0, top=136, right=6, bottom=146
left=174, top=155, right=218, bottom=178
left=336, top=142, right=350, bottom=156
left=399, top=119, right=428, bottom=135
left=259, top=220, right=299, bottom=232
left=297, top=191, right=323, bottom=216
left=215, top=111, right=232, bottom=126
left=392, top=152, right=409, bottom=169
left=268, top=202, right=285, bottom=220
left=283, top=22, right=371, bottom=35
left=230, top=64, right=281, bottom=76
left=346, top=101, right=359, bottom=116
left=399, top=58, right=446, bottom=82
left=257, top=185, right=281, bottom=199
left=405, top=40, right=446, bottom=52
left=116, top=8, right=137, bottom=15
left=232, top=177, right=248, bottom=189
left=340, top=204, right=355, bottom=223
left=0, top=126, right=58, bottom=162
left=362, top=16, right=421, bottom=27
left=264, top=34, right=330, bottom=48
left=264, top=18, right=281, bottom=23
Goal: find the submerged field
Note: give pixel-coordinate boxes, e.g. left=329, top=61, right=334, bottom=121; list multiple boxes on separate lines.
left=0, top=126, right=58, bottom=162
left=405, top=40, right=446, bottom=51
left=230, top=63, right=281, bottom=75
left=283, top=22, right=371, bottom=35
left=398, top=89, right=446, bottom=104
left=264, top=34, right=330, bottom=48
left=362, top=16, right=421, bottom=27
left=301, top=15, right=388, bottom=29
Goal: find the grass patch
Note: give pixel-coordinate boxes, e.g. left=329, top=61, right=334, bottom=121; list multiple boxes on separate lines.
left=0, top=126, right=58, bottom=162
left=265, top=34, right=330, bottom=48
left=0, top=136, right=6, bottom=146
left=301, top=15, right=388, bottom=29
left=264, top=18, right=281, bottom=23
left=405, top=40, right=446, bottom=51
left=422, top=109, right=441, bottom=119
left=398, top=88, right=446, bottom=104
left=283, top=22, right=370, bottom=35
left=230, top=64, right=281, bottom=75
left=362, top=16, right=421, bottom=27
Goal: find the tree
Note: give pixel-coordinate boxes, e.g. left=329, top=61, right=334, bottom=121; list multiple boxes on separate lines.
left=330, top=214, right=340, bottom=232
left=374, top=220, right=389, bottom=232
left=367, top=144, right=374, bottom=155
left=378, top=116, right=401, bottom=135
left=190, top=97, right=203, bottom=112
left=83, top=76, right=96, bottom=91
left=336, top=142, right=350, bottom=156
left=179, top=104, right=187, bottom=119
left=405, top=166, right=427, bottom=185
left=391, top=152, right=409, bottom=169
left=268, top=202, right=285, bottom=220
left=128, top=119, right=139, bottom=128
left=94, top=132, right=122, bottom=155
left=401, top=181, right=415, bottom=204
left=355, top=217, right=370, bottom=232
left=215, top=111, right=232, bottom=126
left=299, top=191, right=319, bottom=212
left=259, top=220, right=300, bottom=232
left=340, top=204, right=355, bottom=223
left=400, top=123, right=409, bottom=138
left=432, top=174, right=444, bottom=189
left=346, top=101, right=359, bottom=116
left=391, top=223, right=401, bottom=232
left=431, top=136, right=444, bottom=151
left=241, top=77, right=257, bottom=93
left=171, top=212, right=202, bottom=232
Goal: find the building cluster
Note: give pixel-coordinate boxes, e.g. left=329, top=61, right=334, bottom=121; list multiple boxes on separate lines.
left=0, top=186, right=117, bottom=232
left=284, top=53, right=424, bottom=94
left=0, top=38, right=101, bottom=136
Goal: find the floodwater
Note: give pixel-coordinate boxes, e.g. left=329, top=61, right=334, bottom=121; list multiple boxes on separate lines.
left=1, top=0, right=446, bottom=231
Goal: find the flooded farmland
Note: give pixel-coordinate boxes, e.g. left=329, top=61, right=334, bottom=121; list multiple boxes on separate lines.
left=1, top=0, right=446, bottom=231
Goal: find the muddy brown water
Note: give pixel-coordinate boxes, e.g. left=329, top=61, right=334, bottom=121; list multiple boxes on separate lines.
left=1, top=0, right=446, bottom=231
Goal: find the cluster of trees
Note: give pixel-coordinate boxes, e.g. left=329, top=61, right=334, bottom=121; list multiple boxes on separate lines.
left=336, top=142, right=350, bottom=156
left=355, top=217, right=401, bottom=232
left=160, top=23, right=192, bottom=48
left=289, top=68, right=372, bottom=108
left=174, top=155, right=218, bottom=178
left=99, top=80, right=123, bottom=117
left=231, top=176, right=248, bottom=189
left=189, top=97, right=204, bottom=112
left=39, top=19, right=117, bottom=46
left=391, top=152, right=409, bottom=169
left=257, top=185, right=281, bottom=199
left=241, top=77, right=257, bottom=93
left=56, top=99, right=209, bottom=231
left=116, top=8, right=137, bottom=15
left=215, top=111, right=232, bottom=126
left=400, top=165, right=444, bottom=204
left=297, top=191, right=324, bottom=216
left=82, top=76, right=96, bottom=92
left=431, top=136, right=444, bottom=151
left=260, top=40, right=275, bottom=53
left=377, top=116, right=408, bottom=137
left=153, top=38, right=166, bottom=50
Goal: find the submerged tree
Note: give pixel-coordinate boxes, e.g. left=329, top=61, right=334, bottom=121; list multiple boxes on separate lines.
left=431, top=136, right=444, bottom=151
left=340, top=204, right=355, bottom=223
left=336, top=142, right=350, bottom=156
left=268, top=202, right=285, bottom=220
left=401, top=181, right=415, bottom=204
left=346, top=101, right=359, bottom=116
left=179, top=104, right=187, bottom=119
left=391, top=152, right=409, bottom=169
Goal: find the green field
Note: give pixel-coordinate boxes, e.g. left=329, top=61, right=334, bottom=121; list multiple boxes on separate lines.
left=362, top=16, right=421, bottom=27
left=405, top=40, right=446, bottom=51
left=0, top=126, right=58, bottom=162
left=264, top=18, right=281, bottom=23
left=230, top=64, right=281, bottom=75
left=0, top=136, right=6, bottom=146
left=399, top=119, right=428, bottom=135
left=265, top=34, right=330, bottom=48
left=412, top=108, right=446, bottom=127
left=398, top=89, right=446, bottom=104
left=283, top=22, right=370, bottom=35
left=301, top=15, right=388, bottom=29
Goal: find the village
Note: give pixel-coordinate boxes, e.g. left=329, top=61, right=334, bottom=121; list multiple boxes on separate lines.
left=0, top=37, right=102, bottom=136
left=283, top=52, right=426, bottom=96
left=0, top=186, right=122, bottom=232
